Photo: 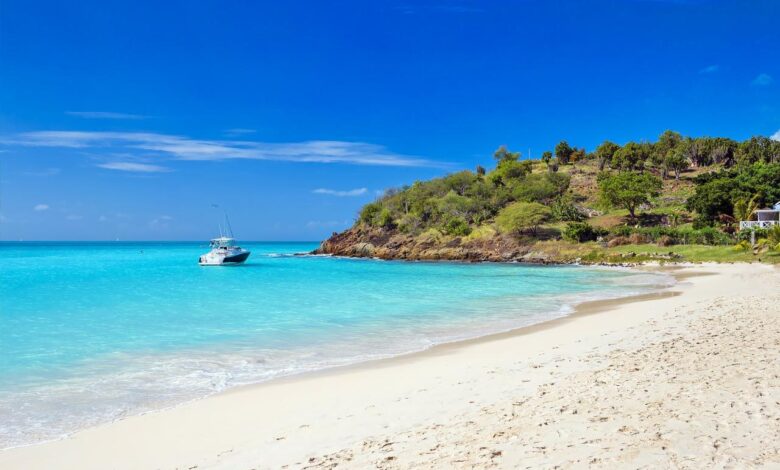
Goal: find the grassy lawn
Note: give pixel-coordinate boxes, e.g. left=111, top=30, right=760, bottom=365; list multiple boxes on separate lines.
left=605, top=244, right=780, bottom=264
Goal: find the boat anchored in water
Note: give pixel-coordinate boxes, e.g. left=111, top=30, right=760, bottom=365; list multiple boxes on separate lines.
left=199, top=209, right=251, bottom=266
left=199, top=237, right=251, bottom=266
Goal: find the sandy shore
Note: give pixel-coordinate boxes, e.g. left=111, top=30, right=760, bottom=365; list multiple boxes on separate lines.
left=2, top=263, right=778, bottom=469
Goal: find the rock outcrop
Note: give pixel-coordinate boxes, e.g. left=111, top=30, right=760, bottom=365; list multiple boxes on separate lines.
left=314, top=226, right=544, bottom=262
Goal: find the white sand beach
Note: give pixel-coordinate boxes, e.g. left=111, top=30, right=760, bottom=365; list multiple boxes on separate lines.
left=2, top=263, right=778, bottom=469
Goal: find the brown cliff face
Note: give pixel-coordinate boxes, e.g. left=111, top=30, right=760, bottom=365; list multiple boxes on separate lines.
left=313, top=226, right=555, bottom=263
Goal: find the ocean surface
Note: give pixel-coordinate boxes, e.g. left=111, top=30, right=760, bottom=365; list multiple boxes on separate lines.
left=0, top=242, right=673, bottom=448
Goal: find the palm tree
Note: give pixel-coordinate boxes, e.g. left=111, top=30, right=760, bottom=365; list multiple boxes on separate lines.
left=733, top=194, right=760, bottom=222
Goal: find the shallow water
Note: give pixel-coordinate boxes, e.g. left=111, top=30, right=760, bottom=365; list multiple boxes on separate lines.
left=0, top=241, right=672, bottom=448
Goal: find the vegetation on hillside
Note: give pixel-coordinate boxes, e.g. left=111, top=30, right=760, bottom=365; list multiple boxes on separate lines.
left=330, top=130, right=780, bottom=263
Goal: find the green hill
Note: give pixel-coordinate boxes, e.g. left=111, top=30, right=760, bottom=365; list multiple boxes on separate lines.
left=316, top=132, right=780, bottom=264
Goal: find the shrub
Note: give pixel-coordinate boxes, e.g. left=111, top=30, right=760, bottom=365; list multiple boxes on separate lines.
left=562, top=222, right=604, bottom=242
left=628, top=233, right=648, bottom=244
left=377, top=208, right=395, bottom=228
left=513, top=174, right=562, bottom=203
left=359, top=202, right=383, bottom=225
left=551, top=197, right=586, bottom=222
left=737, top=227, right=767, bottom=242
left=495, top=202, right=551, bottom=235
left=657, top=235, right=674, bottom=247
left=441, top=216, right=471, bottom=236
left=607, top=236, right=630, bottom=247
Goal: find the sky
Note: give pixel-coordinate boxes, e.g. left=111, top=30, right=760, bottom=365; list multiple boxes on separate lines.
left=0, top=0, right=778, bottom=241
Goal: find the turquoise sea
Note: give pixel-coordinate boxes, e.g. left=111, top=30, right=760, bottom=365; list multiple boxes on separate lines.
left=0, top=242, right=672, bottom=448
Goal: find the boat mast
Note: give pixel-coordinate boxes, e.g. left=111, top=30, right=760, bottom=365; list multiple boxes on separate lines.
left=224, top=211, right=234, bottom=238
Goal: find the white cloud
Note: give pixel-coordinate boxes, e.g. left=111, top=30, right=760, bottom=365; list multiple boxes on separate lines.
left=66, top=111, right=147, bottom=120
left=6, top=131, right=440, bottom=167
left=699, top=64, right=719, bottom=74
left=33, top=204, right=49, bottom=211
left=312, top=187, right=369, bottom=197
left=96, top=162, right=172, bottom=173
left=24, top=167, right=61, bottom=176
left=752, top=73, right=773, bottom=86
left=772, top=130, right=780, bottom=141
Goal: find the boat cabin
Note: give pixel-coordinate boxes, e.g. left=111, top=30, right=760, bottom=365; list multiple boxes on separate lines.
left=209, top=237, right=237, bottom=249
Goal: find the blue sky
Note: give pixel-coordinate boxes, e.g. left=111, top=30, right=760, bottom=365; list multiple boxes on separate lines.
left=1, top=0, right=778, bottom=241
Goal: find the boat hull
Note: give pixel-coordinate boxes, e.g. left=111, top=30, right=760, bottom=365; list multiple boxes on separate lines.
left=198, top=250, right=251, bottom=266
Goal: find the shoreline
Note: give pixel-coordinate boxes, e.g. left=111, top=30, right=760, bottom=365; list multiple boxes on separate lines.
left=1, top=263, right=776, bottom=469
left=0, top=264, right=671, bottom=452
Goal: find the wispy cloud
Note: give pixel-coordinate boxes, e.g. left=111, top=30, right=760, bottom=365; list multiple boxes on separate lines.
left=312, top=187, right=369, bottom=197
left=65, top=214, right=84, bottom=221
left=699, top=64, right=719, bottom=74
left=96, top=161, right=172, bottom=173
left=224, top=128, right=256, bottom=136
left=33, top=204, right=49, bottom=211
left=23, top=167, right=61, bottom=176
left=752, top=73, right=773, bottom=86
left=66, top=111, right=148, bottom=120
left=772, top=130, right=780, bottom=141
left=5, top=131, right=439, bottom=167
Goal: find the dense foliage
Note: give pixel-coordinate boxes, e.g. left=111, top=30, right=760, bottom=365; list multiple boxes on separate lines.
left=354, top=130, right=780, bottom=249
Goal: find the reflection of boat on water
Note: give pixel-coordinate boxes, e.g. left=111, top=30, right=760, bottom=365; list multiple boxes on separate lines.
left=198, top=208, right=251, bottom=266
left=199, top=237, right=251, bottom=266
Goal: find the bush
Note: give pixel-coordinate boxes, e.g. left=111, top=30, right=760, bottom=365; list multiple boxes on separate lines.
left=495, top=202, right=551, bottom=235
left=607, top=226, right=734, bottom=246
left=359, top=202, right=382, bottom=225
left=441, top=216, right=471, bottom=236
left=657, top=235, right=674, bottom=247
left=737, top=227, right=767, bottom=242
left=562, top=222, right=604, bottom=242
left=513, top=174, right=567, bottom=203
left=377, top=208, right=395, bottom=228
left=607, top=236, right=630, bottom=247
left=551, top=197, right=586, bottom=222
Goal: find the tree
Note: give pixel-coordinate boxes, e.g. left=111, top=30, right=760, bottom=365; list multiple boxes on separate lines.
left=733, top=194, right=760, bottom=222
left=611, top=142, right=647, bottom=172
left=664, top=147, right=689, bottom=180
left=687, top=163, right=780, bottom=222
left=475, top=165, right=486, bottom=176
left=554, top=141, right=574, bottom=165
left=493, top=145, right=520, bottom=162
left=443, top=170, right=478, bottom=196
left=595, top=141, right=620, bottom=171
left=513, top=173, right=569, bottom=203
left=652, top=130, right=683, bottom=167
left=570, top=147, right=587, bottom=164
left=359, top=202, right=383, bottom=225
left=541, top=151, right=553, bottom=167
left=495, top=202, right=551, bottom=235
left=598, top=172, right=662, bottom=218
left=736, top=136, right=780, bottom=165
left=489, top=159, right=532, bottom=186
